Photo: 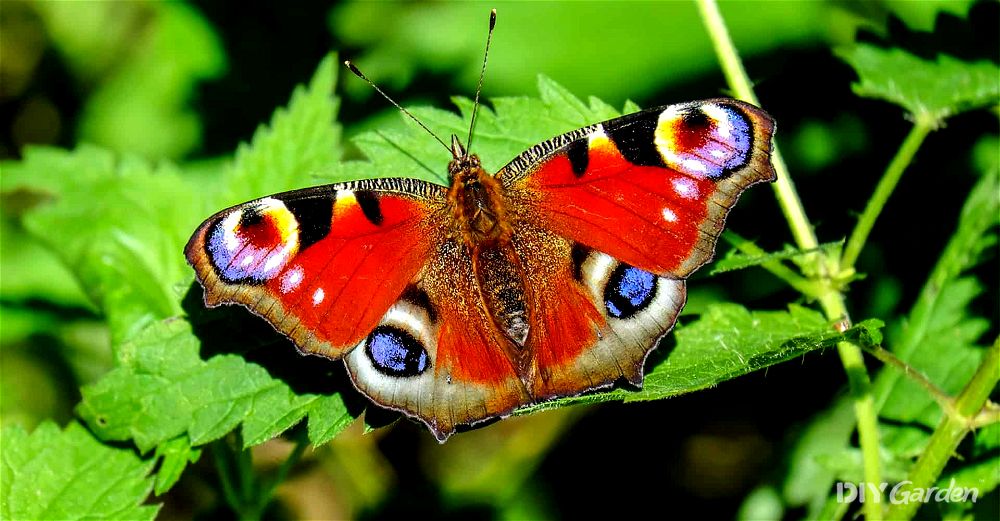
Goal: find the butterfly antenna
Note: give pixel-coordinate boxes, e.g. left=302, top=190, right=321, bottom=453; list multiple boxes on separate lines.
left=466, top=8, right=497, bottom=153
left=344, top=60, right=453, bottom=156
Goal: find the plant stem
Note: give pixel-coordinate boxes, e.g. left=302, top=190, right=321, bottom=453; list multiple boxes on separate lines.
left=886, top=337, right=1000, bottom=520
left=831, top=337, right=884, bottom=517
left=211, top=439, right=245, bottom=518
left=721, top=231, right=820, bottom=297
left=841, top=119, right=934, bottom=270
left=861, top=344, right=957, bottom=417
left=696, top=1, right=883, bottom=518
left=259, top=434, right=309, bottom=508
left=696, top=0, right=816, bottom=251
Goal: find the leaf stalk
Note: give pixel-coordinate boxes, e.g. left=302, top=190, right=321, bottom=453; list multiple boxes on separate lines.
left=841, top=119, right=934, bottom=270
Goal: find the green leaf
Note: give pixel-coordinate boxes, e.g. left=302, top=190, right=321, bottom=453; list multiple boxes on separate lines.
left=737, top=486, right=784, bottom=521
left=221, top=53, right=342, bottom=206
left=1, top=54, right=343, bottom=349
left=1, top=146, right=202, bottom=344
left=780, top=397, right=857, bottom=515
left=306, top=393, right=356, bottom=446
left=58, top=54, right=347, bottom=454
left=813, top=447, right=911, bottom=482
left=634, top=311, right=879, bottom=403
left=77, top=319, right=356, bottom=451
left=874, top=170, right=999, bottom=444
left=519, top=306, right=880, bottom=413
left=710, top=240, right=843, bottom=275
left=330, top=74, right=625, bottom=188
left=0, top=217, right=91, bottom=309
left=836, top=44, right=1000, bottom=123
left=0, top=421, right=159, bottom=520
left=938, top=456, right=999, bottom=500
left=974, top=423, right=1000, bottom=456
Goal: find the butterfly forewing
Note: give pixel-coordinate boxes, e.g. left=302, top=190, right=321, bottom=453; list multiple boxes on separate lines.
left=185, top=179, right=448, bottom=359
left=499, top=98, right=776, bottom=277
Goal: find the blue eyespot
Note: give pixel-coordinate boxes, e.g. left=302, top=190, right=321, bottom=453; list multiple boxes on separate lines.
left=604, top=265, right=656, bottom=319
left=365, top=326, right=429, bottom=377
left=669, top=104, right=753, bottom=179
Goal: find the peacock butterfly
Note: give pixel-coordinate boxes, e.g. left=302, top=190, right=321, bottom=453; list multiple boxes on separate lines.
left=185, top=11, right=776, bottom=441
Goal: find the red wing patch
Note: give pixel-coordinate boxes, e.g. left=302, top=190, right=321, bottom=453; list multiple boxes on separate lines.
left=502, top=98, right=775, bottom=278
left=185, top=180, right=447, bottom=358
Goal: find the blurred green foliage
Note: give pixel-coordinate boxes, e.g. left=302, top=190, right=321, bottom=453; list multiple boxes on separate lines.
left=1, top=1, right=997, bottom=520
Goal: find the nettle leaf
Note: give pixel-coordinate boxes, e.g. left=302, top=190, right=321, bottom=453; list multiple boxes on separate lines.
left=635, top=312, right=879, bottom=403
left=328, top=75, right=624, bottom=186
left=836, top=43, right=1000, bottom=122
left=779, top=397, right=857, bottom=514
left=874, top=170, right=999, bottom=454
left=77, top=319, right=355, bottom=452
left=221, top=53, right=342, bottom=206
left=710, top=238, right=843, bottom=275
left=0, top=54, right=341, bottom=341
left=0, top=55, right=347, bottom=503
left=519, top=306, right=879, bottom=413
left=1, top=146, right=201, bottom=344
left=0, top=217, right=91, bottom=309
left=0, top=421, right=159, bottom=521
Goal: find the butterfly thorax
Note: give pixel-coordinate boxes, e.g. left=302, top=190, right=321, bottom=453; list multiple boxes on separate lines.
left=446, top=145, right=512, bottom=247
left=445, top=137, right=530, bottom=350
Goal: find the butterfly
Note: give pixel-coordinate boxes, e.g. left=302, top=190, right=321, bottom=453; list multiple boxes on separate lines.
left=185, top=15, right=776, bottom=442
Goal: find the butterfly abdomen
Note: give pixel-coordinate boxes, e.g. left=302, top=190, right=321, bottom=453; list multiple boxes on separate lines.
left=473, top=244, right=531, bottom=350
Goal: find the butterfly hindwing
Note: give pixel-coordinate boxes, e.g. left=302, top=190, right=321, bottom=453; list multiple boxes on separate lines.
left=185, top=178, right=448, bottom=358
left=344, top=241, right=531, bottom=441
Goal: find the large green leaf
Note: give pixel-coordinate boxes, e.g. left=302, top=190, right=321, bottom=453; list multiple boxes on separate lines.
left=519, top=306, right=882, bottom=413
left=76, top=319, right=355, bottom=452
left=875, top=170, right=999, bottom=448
left=2, top=146, right=200, bottom=343
left=1, top=54, right=341, bottom=348
left=0, top=422, right=159, bottom=520
left=836, top=43, right=1000, bottom=122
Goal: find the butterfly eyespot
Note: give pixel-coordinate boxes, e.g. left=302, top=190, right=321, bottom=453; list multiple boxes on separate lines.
left=603, top=264, right=657, bottom=319
left=655, top=102, right=753, bottom=179
left=206, top=198, right=300, bottom=284
left=365, top=325, right=430, bottom=377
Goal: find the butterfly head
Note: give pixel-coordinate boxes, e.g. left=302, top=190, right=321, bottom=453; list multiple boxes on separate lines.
left=447, top=134, right=482, bottom=179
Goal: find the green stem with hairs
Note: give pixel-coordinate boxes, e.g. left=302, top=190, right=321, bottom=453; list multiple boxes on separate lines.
left=695, top=1, right=883, bottom=518
left=841, top=119, right=934, bottom=270
left=886, top=338, right=1000, bottom=520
